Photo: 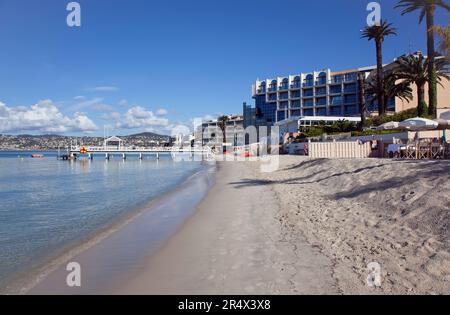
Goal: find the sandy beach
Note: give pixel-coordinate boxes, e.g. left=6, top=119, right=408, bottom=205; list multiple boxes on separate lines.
left=116, top=156, right=450, bottom=295
left=17, top=156, right=450, bottom=295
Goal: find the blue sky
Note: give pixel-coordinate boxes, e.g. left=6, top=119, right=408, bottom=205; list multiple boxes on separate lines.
left=0, top=0, right=448, bottom=135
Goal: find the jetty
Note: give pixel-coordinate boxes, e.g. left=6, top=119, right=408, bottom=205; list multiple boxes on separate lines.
left=62, top=136, right=215, bottom=160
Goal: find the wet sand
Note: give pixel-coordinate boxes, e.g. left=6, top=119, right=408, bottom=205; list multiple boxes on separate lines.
left=115, top=161, right=338, bottom=295
left=20, top=166, right=215, bottom=295
left=20, top=156, right=450, bottom=295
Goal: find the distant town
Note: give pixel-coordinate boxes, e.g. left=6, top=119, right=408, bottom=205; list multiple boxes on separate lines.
left=0, top=132, right=174, bottom=151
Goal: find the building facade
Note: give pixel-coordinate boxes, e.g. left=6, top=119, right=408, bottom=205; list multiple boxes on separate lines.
left=250, top=67, right=387, bottom=126
left=196, top=115, right=245, bottom=147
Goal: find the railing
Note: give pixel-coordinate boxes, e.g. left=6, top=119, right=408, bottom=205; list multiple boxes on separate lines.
left=70, top=146, right=215, bottom=155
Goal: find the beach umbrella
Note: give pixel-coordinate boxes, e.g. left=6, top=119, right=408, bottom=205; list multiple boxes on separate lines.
left=440, top=111, right=450, bottom=120
left=434, top=118, right=450, bottom=130
left=399, top=117, right=439, bottom=131
left=434, top=118, right=450, bottom=143
left=376, top=121, right=401, bottom=131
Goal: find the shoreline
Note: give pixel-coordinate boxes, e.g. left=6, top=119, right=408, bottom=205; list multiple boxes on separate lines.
left=2, top=162, right=214, bottom=295
left=115, top=156, right=450, bottom=295
left=114, top=160, right=338, bottom=295
left=4, top=156, right=449, bottom=295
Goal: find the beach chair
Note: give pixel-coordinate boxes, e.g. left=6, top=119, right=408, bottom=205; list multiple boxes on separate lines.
left=418, top=142, right=430, bottom=159
left=405, top=143, right=417, bottom=159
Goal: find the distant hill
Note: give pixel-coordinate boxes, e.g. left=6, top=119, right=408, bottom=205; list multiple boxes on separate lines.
left=125, top=132, right=170, bottom=139
left=0, top=132, right=173, bottom=150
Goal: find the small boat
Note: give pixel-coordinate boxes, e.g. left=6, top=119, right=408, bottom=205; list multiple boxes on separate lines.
left=31, top=154, right=44, bottom=159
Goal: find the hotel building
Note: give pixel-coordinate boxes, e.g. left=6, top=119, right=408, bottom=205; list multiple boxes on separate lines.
left=250, top=66, right=383, bottom=127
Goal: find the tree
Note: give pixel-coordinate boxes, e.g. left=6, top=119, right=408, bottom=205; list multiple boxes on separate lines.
left=217, top=116, right=230, bottom=153
left=357, top=72, right=368, bottom=131
left=393, top=53, right=449, bottom=117
left=396, top=0, right=450, bottom=117
left=362, top=20, right=397, bottom=116
left=366, top=71, right=414, bottom=116
left=434, top=25, right=450, bottom=58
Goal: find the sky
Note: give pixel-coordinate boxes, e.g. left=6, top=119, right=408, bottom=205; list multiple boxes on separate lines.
left=0, top=0, right=448, bottom=136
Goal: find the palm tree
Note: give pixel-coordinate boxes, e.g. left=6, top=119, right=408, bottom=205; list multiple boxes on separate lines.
left=357, top=72, right=367, bottom=130
left=217, top=115, right=230, bottom=153
left=394, top=53, right=449, bottom=117
left=434, top=25, right=450, bottom=58
left=362, top=20, right=397, bottom=116
left=366, top=71, right=414, bottom=113
left=396, top=0, right=450, bottom=117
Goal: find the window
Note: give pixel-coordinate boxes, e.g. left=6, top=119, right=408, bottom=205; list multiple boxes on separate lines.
left=317, top=72, right=327, bottom=85
left=344, top=73, right=357, bottom=82
left=304, top=99, right=314, bottom=107
left=316, top=108, right=327, bottom=116
left=280, top=92, right=288, bottom=100
left=344, top=83, right=357, bottom=93
left=291, top=76, right=301, bottom=89
left=330, top=106, right=342, bottom=116
left=280, top=78, right=289, bottom=90
left=344, top=94, right=357, bottom=104
left=291, top=110, right=301, bottom=117
left=304, top=109, right=314, bottom=116
left=330, top=96, right=342, bottom=105
left=291, top=100, right=301, bottom=108
left=316, top=97, right=327, bottom=106
left=304, top=74, right=313, bottom=87
left=344, top=105, right=358, bottom=115
left=268, top=94, right=277, bottom=101
left=303, top=89, right=314, bottom=97
left=279, top=101, right=288, bottom=109
left=331, top=75, right=343, bottom=84
left=258, top=82, right=266, bottom=93
left=290, top=90, right=301, bottom=98
left=277, top=111, right=286, bottom=121
left=269, top=80, right=277, bottom=92
left=316, top=87, right=326, bottom=95
left=330, top=85, right=342, bottom=94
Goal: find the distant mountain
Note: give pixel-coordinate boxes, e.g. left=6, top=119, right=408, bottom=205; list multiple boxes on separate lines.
left=125, top=132, right=170, bottom=139
left=0, top=132, right=173, bottom=150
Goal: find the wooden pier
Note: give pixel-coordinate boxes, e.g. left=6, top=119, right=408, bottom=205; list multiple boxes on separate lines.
left=66, top=145, right=215, bottom=161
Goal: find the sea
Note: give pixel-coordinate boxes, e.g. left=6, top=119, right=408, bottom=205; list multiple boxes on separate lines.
left=0, top=151, right=208, bottom=293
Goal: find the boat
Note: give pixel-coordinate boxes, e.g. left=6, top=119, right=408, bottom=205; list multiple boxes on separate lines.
left=31, top=154, right=44, bottom=159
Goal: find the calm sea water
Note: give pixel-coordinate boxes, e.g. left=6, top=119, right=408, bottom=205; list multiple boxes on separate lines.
left=0, top=151, right=204, bottom=288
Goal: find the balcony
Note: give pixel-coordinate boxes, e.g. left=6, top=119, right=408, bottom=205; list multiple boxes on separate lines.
left=303, top=89, right=314, bottom=98
left=279, top=85, right=289, bottom=91
left=290, top=82, right=301, bottom=89
left=291, top=101, right=301, bottom=108
left=315, top=79, right=327, bottom=86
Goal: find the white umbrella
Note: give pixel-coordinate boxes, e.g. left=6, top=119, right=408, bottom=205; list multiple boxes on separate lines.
left=376, top=121, right=401, bottom=131
left=399, top=117, right=439, bottom=131
left=434, top=118, right=450, bottom=130
left=440, top=110, right=450, bottom=120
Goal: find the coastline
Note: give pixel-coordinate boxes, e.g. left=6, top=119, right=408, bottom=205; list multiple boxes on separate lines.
left=2, top=162, right=214, bottom=295
left=114, top=160, right=338, bottom=295
left=116, top=156, right=450, bottom=295
left=4, top=156, right=449, bottom=295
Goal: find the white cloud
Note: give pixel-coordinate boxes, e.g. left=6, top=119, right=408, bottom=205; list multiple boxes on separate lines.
left=156, top=108, right=168, bottom=116
left=0, top=100, right=98, bottom=133
left=118, top=99, right=129, bottom=107
left=87, top=86, right=118, bottom=92
left=115, top=106, right=169, bottom=130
